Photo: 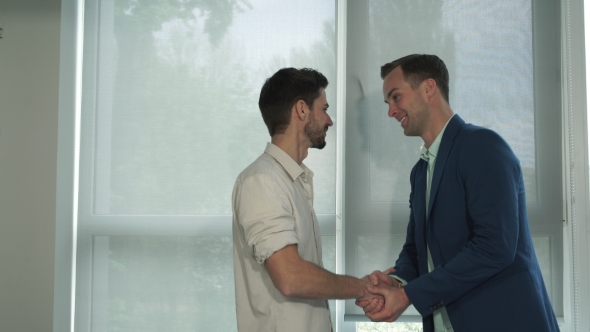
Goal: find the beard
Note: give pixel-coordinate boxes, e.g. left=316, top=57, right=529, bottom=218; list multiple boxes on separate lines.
left=304, top=115, right=327, bottom=149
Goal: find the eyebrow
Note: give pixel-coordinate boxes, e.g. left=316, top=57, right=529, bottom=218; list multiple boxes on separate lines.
left=384, top=88, right=399, bottom=103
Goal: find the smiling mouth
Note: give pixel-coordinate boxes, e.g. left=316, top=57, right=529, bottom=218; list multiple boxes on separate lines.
left=400, top=116, right=407, bottom=127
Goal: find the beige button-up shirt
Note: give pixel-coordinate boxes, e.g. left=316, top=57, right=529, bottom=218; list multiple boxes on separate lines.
left=232, top=143, right=331, bottom=332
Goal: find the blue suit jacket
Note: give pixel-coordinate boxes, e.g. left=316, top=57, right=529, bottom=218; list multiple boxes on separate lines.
left=393, top=115, right=559, bottom=331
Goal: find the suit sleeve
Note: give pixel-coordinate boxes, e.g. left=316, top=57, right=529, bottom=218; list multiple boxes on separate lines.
left=403, top=129, right=523, bottom=316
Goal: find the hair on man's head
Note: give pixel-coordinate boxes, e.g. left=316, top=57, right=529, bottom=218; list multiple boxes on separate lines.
left=258, top=68, right=328, bottom=136
left=381, top=54, right=450, bottom=103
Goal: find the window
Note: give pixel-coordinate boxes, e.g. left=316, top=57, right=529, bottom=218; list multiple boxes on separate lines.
left=74, top=0, right=337, bottom=330
left=344, top=0, right=562, bottom=323
left=55, top=0, right=565, bottom=331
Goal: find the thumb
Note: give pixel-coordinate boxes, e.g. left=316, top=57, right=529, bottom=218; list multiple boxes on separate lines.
left=376, top=271, right=392, bottom=285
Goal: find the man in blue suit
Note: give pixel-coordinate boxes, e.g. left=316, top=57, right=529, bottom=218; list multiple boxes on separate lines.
left=357, top=54, right=559, bottom=331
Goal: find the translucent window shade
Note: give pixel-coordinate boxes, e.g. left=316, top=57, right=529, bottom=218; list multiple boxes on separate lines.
left=87, top=235, right=336, bottom=331
left=75, top=0, right=338, bottom=330
left=69, top=0, right=564, bottom=329
left=79, top=0, right=337, bottom=217
left=95, top=236, right=237, bottom=332
left=344, top=0, right=562, bottom=319
left=360, top=0, right=534, bottom=204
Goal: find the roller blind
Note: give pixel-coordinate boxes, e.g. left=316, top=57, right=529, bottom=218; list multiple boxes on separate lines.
left=70, top=0, right=563, bottom=330
left=74, top=0, right=337, bottom=330
left=344, top=0, right=562, bottom=320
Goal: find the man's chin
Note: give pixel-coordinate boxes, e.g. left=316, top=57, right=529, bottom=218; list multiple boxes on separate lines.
left=311, top=141, right=327, bottom=150
left=403, top=128, right=418, bottom=137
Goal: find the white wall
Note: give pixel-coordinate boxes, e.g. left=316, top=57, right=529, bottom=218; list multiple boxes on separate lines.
left=0, top=0, right=60, bottom=331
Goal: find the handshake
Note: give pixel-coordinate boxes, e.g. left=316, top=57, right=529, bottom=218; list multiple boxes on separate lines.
left=355, top=267, right=411, bottom=322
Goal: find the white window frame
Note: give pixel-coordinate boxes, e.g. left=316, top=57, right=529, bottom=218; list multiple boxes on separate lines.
left=562, top=1, right=590, bottom=331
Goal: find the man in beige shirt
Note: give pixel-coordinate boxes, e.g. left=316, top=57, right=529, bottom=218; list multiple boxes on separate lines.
left=232, top=68, right=381, bottom=331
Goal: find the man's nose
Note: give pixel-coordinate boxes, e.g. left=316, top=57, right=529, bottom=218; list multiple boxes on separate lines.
left=388, top=104, right=397, bottom=118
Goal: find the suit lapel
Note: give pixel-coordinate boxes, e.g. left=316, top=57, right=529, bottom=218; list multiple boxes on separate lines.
left=415, top=158, right=428, bottom=229
left=427, top=115, right=465, bottom=219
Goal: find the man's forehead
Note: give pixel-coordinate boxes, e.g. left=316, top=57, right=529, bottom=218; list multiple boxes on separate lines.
left=387, top=66, right=404, bottom=81
left=385, top=66, right=409, bottom=86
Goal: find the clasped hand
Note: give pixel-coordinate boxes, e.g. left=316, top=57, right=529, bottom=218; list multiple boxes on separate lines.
left=356, top=268, right=411, bottom=322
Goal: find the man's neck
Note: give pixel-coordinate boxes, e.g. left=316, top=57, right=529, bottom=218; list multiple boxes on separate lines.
left=271, top=134, right=309, bottom=165
left=421, top=107, right=454, bottom=148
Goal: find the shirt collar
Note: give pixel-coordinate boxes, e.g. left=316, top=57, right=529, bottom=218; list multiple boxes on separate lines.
left=420, top=114, right=455, bottom=162
left=264, top=142, right=311, bottom=182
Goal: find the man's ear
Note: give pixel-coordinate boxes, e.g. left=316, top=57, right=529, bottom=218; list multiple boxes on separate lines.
left=294, top=99, right=308, bottom=121
left=423, top=78, right=437, bottom=99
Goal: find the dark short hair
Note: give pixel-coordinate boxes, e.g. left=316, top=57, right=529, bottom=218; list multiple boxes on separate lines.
left=381, top=54, right=450, bottom=103
left=258, top=68, right=328, bottom=136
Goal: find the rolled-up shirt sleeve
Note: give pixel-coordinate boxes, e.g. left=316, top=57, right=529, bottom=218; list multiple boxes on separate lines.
left=234, top=173, right=300, bottom=264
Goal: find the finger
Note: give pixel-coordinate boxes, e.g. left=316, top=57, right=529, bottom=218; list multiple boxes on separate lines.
left=369, top=274, right=379, bottom=286
left=369, top=270, right=391, bottom=285
left=357, top=300, right=369, bottom=308
left=365, top=299, right=384, bottom=314
left=375, top=271, right=392, bottom=285
left=367, top=285, right=390, bottom=297
left=373, top=300, right=384, bottom=313
left=362, top=298, right=379, bottom=313
left=367, top=308, right=394, bottom=322
left=383, top=267, right=396, bottom=274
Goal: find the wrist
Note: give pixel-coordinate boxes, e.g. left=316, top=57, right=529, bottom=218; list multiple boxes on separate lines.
left=389, top=273, right=408, bottom=287
left=357, top=277, right=369, bottom=298
left=389, top=276, right=402, bottom=287
left=399, top=285, right=411, bottom=306
left=388, top=275, right=406, bottom=289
